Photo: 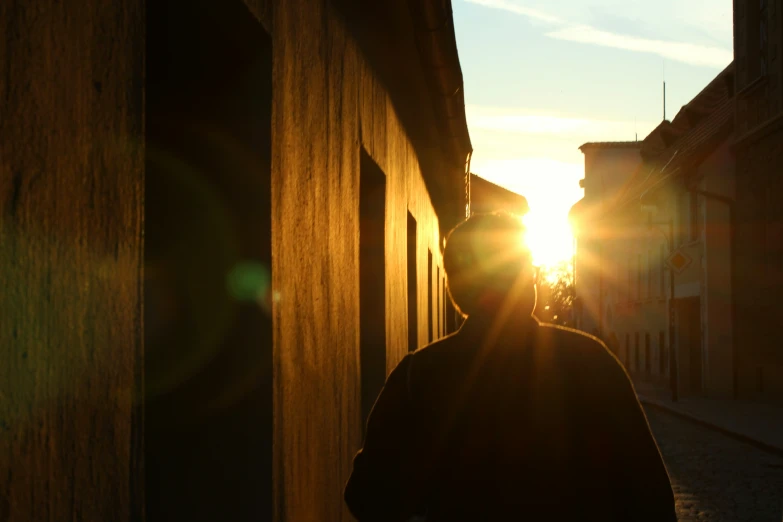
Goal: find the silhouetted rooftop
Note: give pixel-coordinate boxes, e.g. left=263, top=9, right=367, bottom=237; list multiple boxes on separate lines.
left=470, top=173, right=530, bottom=216
left=571, top=62, right=735, bottom=225
left=581, top=62, right=736, bottom=220
left=579, top=141, right=642, bottom=151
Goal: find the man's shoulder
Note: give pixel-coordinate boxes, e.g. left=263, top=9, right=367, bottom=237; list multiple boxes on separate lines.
left=410, top=330, right=464, bottom=361
left=535, top=322, right=605, bottom=347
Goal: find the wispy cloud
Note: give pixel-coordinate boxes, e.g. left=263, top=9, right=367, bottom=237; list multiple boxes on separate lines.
left=547, top=25, right=732, bottom=68
left=464, top=0, right=732, bottom=68
left=464, top=0, right=562, bottom=25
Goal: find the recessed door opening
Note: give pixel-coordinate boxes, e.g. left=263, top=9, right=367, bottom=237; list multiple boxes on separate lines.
left=359, top=150, right=387, bottom=433
left=437, top=266, right=442, bottom=338
left=144, top=1, right=273, bottom=520
left=428, top=249, right=434, bottom=344
left=407, top=212, right=418, bottom=352
left=681, top=297, right=702, bottom=394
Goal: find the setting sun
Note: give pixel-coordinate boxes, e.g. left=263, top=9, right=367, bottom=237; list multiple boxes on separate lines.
left=523, top=210, right=575, bottom=268
left=468, top=158, right=582, bottom=270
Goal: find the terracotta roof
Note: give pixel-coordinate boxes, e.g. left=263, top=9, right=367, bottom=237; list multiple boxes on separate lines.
left=579, top=141, right=642, bottom=151
left=638, top=62, right=734, bottom=165
left=614, top=103, right=733, bottom=212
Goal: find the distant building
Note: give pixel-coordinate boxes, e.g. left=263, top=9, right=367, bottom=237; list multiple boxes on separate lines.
left=1, top=0, right=471, bottom=520
left=570, top=64, right=736, bottom=399
left=569, top=142, right=643, bottom=335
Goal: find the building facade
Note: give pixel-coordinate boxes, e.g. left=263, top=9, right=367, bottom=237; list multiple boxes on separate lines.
left=733, top=0, right=783, bottom=403
left=0, top=1, right=471, bottom=521
left=570, top=142, right=643, bottom=336
left=571, top=65, right=737, bottom=399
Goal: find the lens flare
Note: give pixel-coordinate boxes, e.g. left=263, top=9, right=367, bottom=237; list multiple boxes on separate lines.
left=522, top=210, right=575, bottom=268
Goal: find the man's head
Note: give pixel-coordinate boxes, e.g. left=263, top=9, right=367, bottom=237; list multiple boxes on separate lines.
left=443, top=212, right=536, bottom=318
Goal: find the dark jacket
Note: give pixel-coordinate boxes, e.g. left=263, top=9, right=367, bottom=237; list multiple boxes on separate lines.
left=344, top=315, right=676, bottom=521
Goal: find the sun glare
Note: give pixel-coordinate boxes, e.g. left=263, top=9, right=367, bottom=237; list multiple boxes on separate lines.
left=523, top=210, right=574, bottom=268
left=469, top=157, right=582, bottom=270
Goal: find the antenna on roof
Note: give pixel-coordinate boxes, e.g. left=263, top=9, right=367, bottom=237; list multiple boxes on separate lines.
left=662, top=60, right=667, bottom=121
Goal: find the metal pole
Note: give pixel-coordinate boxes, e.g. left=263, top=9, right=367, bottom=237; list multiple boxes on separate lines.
left=668, top=217, right=679, bottom=402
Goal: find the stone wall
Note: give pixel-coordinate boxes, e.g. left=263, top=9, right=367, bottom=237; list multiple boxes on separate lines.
left=734, top=128, right=783, bottom=403
left=272, top=2, right=447, bottom=518
left=0, top=1, right=145, bottom=520
left=0, top=0, right=454, bottom=520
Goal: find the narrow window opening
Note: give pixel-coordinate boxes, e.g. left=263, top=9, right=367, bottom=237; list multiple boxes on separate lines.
left=437, top=266, right=442, bottom=339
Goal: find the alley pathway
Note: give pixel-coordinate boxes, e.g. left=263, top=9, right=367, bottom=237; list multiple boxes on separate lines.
left=646, top=408, right=783, bottom=521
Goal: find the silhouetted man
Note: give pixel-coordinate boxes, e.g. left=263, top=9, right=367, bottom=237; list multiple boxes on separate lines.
left=344, top=212, right=676, bottom=521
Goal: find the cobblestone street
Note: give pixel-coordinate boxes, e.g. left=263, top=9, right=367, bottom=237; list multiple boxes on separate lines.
left=645, top=408, right=783, bottom=522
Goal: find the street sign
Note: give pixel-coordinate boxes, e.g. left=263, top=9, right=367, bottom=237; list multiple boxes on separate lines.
left=666, top=249, right=692, bottom=274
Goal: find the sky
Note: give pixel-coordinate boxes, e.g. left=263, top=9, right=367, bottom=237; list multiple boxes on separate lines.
left=452, top=0, right=733, bottom=265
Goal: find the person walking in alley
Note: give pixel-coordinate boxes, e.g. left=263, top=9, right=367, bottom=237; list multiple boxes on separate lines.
left=344, top=212, right=676, bottom=521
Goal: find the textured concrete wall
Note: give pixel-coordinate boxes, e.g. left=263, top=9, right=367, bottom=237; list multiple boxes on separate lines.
left=0, top=2, right=145, bottom=521
left=734, top=0, right=783, bottom=405
left=271, top=1, right=446, bottom=520
left=735, top=129, right=783, bottom=403
left=2, top=1, right=453, bottom=520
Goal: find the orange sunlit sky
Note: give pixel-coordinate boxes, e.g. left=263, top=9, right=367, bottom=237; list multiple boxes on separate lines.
left=453, top=0, right=733, bottom=267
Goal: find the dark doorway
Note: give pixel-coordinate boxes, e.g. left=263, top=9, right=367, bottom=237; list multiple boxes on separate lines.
left=436, top=266, right=442, bottom=338
left=659, top=331, right=666, bottom=376
left=679, top=297, right=702, bottom=394
left=359, top=149, right=387, bottom=432
left=144, top=1, right=273, bottom=520
left=428, top=249, right=434, bottom=344
left=443, top=284, right=450, bottom=334
left=407, top=212, right=418, bottom=352
left=634, top=332, right=640, bottom=373
left=645, top=332, right=651, bottom=376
